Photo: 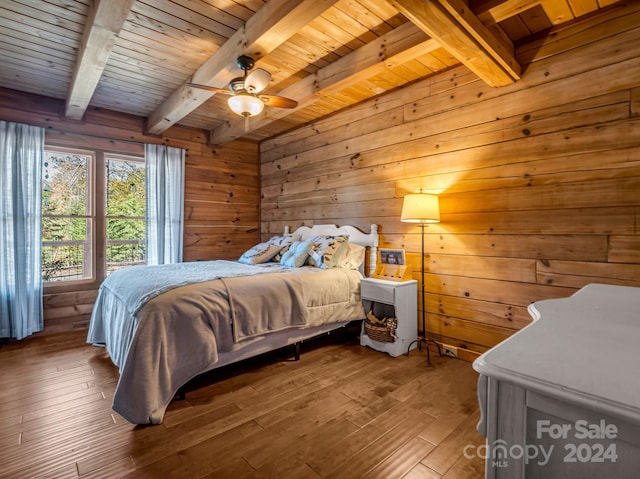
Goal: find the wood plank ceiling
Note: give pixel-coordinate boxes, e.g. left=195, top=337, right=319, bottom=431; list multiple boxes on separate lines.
left=0, top=0, right=624, bottom=145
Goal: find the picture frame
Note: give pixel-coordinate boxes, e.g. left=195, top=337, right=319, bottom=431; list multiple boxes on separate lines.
left=379, top=248, right=406, bottom=266
left=373, top=248, right=411, bottom=281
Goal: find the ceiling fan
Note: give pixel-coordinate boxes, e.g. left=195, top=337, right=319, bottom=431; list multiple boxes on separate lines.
left=187, top=55, right=298, bottom=118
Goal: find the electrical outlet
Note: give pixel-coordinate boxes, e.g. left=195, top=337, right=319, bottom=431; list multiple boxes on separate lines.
left=441, top=344, right=458, bottom=358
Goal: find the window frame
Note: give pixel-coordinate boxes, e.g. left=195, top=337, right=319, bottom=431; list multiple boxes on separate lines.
left=41, top=146, right=96, bottom=288
left=42, top=145, right=145, bottom=294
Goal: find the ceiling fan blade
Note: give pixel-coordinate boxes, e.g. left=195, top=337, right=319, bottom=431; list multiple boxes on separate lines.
left=244, top=68, right=271, bottom=94
left=186, top=82, right=233, bottom=95
left=259, top=94, right=298, bottom=109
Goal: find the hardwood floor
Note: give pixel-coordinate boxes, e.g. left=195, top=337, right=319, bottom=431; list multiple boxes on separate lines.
left=0, top=325, right=485, bottom=478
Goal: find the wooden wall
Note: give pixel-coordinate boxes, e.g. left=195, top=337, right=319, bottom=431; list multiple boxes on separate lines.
left=0, top=88, right=259, bottom=335
left=260, top=3, right=640, bottom=359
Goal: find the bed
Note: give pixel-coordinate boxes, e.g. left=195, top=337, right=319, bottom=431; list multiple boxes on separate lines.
left=87, top=223, right=379, bottom=424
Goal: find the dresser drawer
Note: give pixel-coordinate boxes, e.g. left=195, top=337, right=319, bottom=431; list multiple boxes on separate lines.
left=360, top=280, right=395, bottom=303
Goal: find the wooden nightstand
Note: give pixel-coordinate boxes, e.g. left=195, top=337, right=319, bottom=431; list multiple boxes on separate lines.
left=359, top=278, right=418, bottom=357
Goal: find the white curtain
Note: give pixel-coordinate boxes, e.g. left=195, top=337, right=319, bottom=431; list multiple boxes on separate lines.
left=145, top=144, right=185, bottom=265
left=0, top=121, right=44, bottom=339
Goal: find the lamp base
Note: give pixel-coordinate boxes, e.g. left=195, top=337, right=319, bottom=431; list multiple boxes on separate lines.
left=406, top=336, right=442, bottom=365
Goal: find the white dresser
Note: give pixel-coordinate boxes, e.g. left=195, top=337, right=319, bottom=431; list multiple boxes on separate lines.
left=473, top=283, right=640, bottom=478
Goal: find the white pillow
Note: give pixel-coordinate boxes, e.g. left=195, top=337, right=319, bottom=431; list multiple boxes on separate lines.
left=306, top=235, right=349, bottom=269
left=337, top=243, right=366, bottom=270
left=279, top=240, right=313, bottom=268
left=238, top=242, right=282, bottom=265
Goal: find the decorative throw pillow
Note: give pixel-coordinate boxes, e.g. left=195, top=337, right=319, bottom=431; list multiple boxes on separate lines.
left=238, top=242, right=282, bottom=265
left=279, top=240, right=313, bottom=268
left=267, top=234, right=301, bottom=262
left=306, top=235, right=349, bottom=269
left=337, top=243, right=366, bottom=270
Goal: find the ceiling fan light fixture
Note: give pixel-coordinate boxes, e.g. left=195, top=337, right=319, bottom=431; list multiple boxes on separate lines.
left=227, top=93, right=264, bottom=117
left=245, top=68, right=271, bottom=93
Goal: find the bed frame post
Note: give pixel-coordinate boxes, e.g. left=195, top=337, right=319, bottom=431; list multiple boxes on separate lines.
left=369, top=224, right=378, bottom=277
left=294, top=342, right=301, bottom=361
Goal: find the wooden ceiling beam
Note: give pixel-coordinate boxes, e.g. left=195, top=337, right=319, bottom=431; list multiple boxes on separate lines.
left=145, top=0, right=340, bottom=135
left=474, top=0, right=543, bottom=25
left=65, top=0, right=135, bottom=120
left=209, top=22, right=438, bottom=145
left=387, top=0, right=521, bottom=87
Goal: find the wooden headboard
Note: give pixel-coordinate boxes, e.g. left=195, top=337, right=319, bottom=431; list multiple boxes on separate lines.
left=284, top=224, right=379, bottom=277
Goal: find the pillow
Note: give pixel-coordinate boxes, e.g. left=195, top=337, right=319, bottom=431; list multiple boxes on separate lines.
left=279, top=240, right=313, bottom=268
left=337, top=242, right=366, bottom=270
left=267, top=234, right=301, bottom=262
left=238, top=242, right=282, bottom=265
left=306, top=235, right=349, bottom=269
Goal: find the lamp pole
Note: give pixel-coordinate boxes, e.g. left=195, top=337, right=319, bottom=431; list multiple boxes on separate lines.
left=419, top=222, right=443, bottom=364
left=420, top=222, right=430, bottom=364
left=401, top=193, right=441, bottom=364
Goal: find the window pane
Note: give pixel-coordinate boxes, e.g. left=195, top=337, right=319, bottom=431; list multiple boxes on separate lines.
left=42, top=217, right=88, bottom=242
left=42, top=151, right=89, bottom=216
left=42, top=149, right=93, bottom=283
left=106, top=243, right=146, bottom=274
left=106, top=158, right=145, bottom=217
left=106, top=218, right=145, bottom=274
left=42, top=242, right=91, bottom=282
left=106, top=157, right=146, bottom=275
left=107, top=218, right=145, bottom=241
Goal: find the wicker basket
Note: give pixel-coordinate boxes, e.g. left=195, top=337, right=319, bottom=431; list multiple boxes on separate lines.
left=364, top=316, right=397, bottom=343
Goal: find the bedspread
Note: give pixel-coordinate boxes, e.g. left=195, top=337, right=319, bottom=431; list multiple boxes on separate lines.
left=88, top=262, right=365, bottom=424
left=87, top=260, right=286, bottom=368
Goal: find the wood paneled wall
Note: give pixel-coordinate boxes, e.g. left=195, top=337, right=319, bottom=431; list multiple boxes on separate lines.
left=260, top=3, right=640, bottom=358
left=0, top=89, right=259, bottom=335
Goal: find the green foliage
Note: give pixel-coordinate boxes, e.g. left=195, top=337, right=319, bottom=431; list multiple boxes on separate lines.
left=106, top=159, right=146, bottom=217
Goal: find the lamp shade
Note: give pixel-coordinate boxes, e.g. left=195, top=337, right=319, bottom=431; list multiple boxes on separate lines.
left=227, top=94, right=264, bottom=117
left=400, top=193, right=440, bottom=223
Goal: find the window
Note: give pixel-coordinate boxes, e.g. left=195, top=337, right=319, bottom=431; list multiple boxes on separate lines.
left=41, top=147, right=145, bottom=283
left=42, top=148, right=93, bottom=282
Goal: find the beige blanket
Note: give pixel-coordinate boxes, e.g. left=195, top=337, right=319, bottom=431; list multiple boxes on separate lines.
left=222, top=273, right=307, bottom=342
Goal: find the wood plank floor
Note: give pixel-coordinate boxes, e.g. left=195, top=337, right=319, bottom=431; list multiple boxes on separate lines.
left=0, top=325, right=485, bottom=478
